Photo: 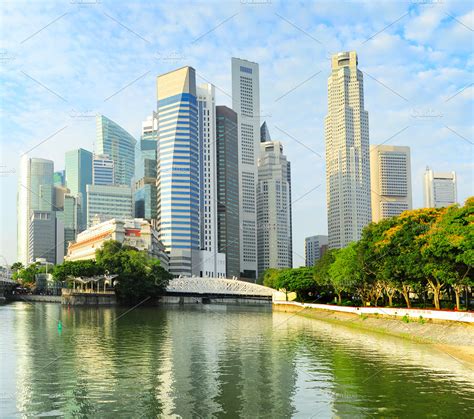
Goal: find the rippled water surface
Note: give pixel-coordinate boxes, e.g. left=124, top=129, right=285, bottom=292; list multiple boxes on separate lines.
left=0, top=302, right=473, bottom=418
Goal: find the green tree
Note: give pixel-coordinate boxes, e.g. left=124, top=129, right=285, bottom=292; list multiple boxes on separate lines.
left=52, top=260, right=104, bottom=282
left=313, top=249, right=336, bottom=288
left=328, top=243, right=359, bottom=304
left=13, top=262, right=39, bottom=285
left=275, top=267, right=317, bottom=301
left=261, top=268, right=281, bottom=289
left=96, top=240, right=172, bottom=304
left=422, top=198, right=474, bottom=310
left=11, top=262, right=24, bottom=272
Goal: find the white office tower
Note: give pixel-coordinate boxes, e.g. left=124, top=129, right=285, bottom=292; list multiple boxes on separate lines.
left=325, top=51, right=372, bottom=249
left=17, top=156, right=54, bottom=265
left=196, top=83, right=226, bottom=278
left=231, top=57, right=260, bottom=279
left=257, top=141, right=292, bottom=272
left=370, top=145, right=412, bottom=222
left=423, top=167, right=457, bottom=208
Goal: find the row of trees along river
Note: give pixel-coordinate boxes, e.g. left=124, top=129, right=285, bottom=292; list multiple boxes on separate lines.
left=260, top=197, right=473, bottom=310
left=12, top=241, right=172, bottom=304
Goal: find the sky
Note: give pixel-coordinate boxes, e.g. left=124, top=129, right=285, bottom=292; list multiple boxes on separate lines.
left=0, top=0, right=473, bottom=267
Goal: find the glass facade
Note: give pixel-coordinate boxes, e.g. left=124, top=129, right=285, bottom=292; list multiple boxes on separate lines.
left=216, top=106, right=240, bottom=278
left=157, top=67, right=199, bottom=275
left=96, top=115, right=136, bottom=186
left=93, top=155, right=114, bottom=186
left=65, top=148, right=92, bottom=231
left=86, top=184, right=133, bottom=227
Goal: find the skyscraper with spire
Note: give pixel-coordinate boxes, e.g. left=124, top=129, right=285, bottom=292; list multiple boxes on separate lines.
left=325, top=51, right=371, bottom=249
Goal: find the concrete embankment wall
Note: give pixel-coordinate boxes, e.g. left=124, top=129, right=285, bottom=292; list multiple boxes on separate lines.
left=11, top=295, right=62, bottom=303
left=159, top=295, right=271, bottom=305
left=273, top=301, right=474, bottom=323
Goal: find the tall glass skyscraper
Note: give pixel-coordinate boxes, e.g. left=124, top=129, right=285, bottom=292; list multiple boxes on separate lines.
left=156, top=66, right=199, bottom=276
left=65, top=148, right=92, bottom=231
left=325, top=51, right=371, bottom=249
left=135, top=113, right=158, bottom=221
left=96, top=115, right=136, bottom=186
left=216, top=106, right=240, bottom=278
left=17, top=156, right=54, bottom=265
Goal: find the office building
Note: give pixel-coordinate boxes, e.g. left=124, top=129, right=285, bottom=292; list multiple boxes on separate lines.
left=96, top=115, right=136, bottom=186
left=305, top=235, right=328, bottom=266
left=423, top=167, right=457, bottom=208
left=53, top=170, right=65, bottom=187
left=65, top=148, right=92, bottom=231
left=216, top=106, right=240, bottom=278
left=28, top=210, right=64, bottom=265
left=93, top=154, right=114, bottom=186
left=231, top=57, right=260, bottom=278
left=257, top=141, right=292, bottom=272
left=156, top=66, right=200, bottom=276
left=55, top=194, right=79, bottom=257
left=86, top=184, right=133, bottom=227
left=325, top=51, right=372, bottom=249
left=370, top=145, right=412, bottom=221
left=196, top=83, right=227, bottom=277
left=260, top=121, right=271, bottom=143
left=135, top=113, right=158, bottom=221
left=17, top=156, right=54, bottom=265
left=66, top=218, right=169, bottom=270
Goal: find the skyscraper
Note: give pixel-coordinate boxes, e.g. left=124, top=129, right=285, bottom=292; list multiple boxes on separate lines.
left=370, top=145, right=412, bottom=221
left=135, top=113, right=158, bottom=221
left=197, top=84, right=225, bottom=274
left=260, top=121, right=271, bottom=143
left=156, top=66, right=200, bottom=276
left=65, top=148, right=92, bottom=231
left=86, top=184, right=133, bottom=227
left=305, top=235, right=328, bottom=266
left=93, top=154, right=114, bottom=186
left=231, top=57, right=260, bottom=278
left=53, top=170, right=65, bottom=187
left=216, top=106, right=240, bottom=278
left=325, top=51, right=371, bottom=249
left=423, top=167, right=457, bottom=208
left=96, top=115, right=136, bottom=186
left=17, top=157, right=55, bottom=265
left=28, top=210, right=63, bottom=265
left=257, top=141, right=292, bottom=272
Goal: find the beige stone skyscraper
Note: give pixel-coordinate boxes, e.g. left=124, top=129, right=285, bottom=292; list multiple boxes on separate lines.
left=370, top=145, right=412, bottom=222
left=325, top=51, right=371, bottom=249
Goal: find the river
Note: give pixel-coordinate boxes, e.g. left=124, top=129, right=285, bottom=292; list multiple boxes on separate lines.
left=0, top=302, right=473, bottom=418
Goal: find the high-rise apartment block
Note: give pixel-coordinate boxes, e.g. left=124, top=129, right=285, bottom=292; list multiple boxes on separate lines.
left=305, top=235, right=328, bottom=266
left=423, top=167, right=457, bottom=208
left=216, top=106, right=240, bottom=278
left=325, top=51, right=371, bottom=249
left=257, top=141, right=292, bottom=272
left=156, top=66, right=200, bottom=276
left=231, top=57, right=260, bottom=278
left=96, top=115, right=136, bottom=186
left=370, top=145, right=412, bottom=221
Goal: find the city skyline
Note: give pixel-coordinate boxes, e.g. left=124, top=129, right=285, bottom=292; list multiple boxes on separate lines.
left=1, top=1, right=473, bottom=266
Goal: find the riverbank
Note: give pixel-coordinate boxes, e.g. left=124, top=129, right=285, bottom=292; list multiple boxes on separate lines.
left=273, top=302, right=474, bottom=365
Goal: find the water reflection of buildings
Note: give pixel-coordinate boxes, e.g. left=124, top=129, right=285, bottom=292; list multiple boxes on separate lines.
left=159, top=306, right=298, bottom=418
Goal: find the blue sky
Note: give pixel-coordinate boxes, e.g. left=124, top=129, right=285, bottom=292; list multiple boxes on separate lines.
left=1, top=0, right=473, bottom=267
